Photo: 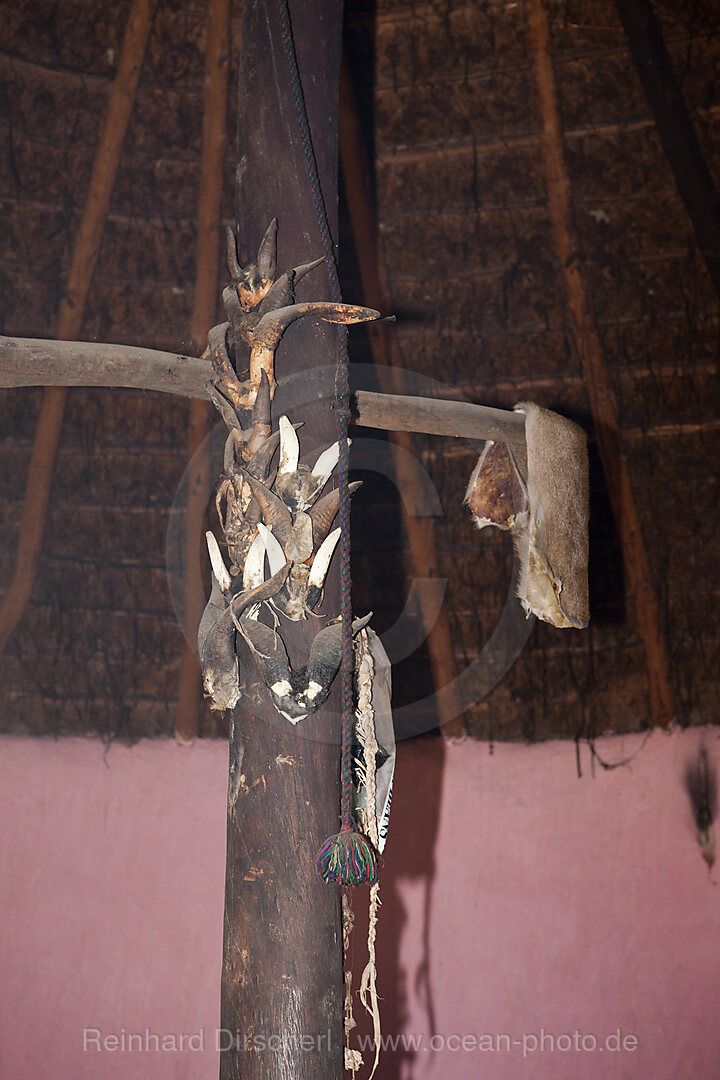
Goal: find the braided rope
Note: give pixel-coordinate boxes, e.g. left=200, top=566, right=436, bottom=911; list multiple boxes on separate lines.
left=276, top=0, right=355, bottom=821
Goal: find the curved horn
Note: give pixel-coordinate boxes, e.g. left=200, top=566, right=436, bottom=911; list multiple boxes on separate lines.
left=308, top=528, right=341, bottom=590
left=251, top=369, right=271, bottom=429
left=206, top=320, right=230, bottom=358
left=311, top=440, right=341, bottom=488
left=256, top=218, right=278, bottom=280
left=292, top=256, right=325, bottom=287
left=206, top=380, right=241, bottom=434
left=198, top=578, right=228, bottom=660
left=199, top=562, right=290, bottom=713
left=298, top=615, right=373, bottom=715
left=245, top=372, right=272, bottom=460
left=242, top=531, right=266, bottom=591
left=246, top=421, right=303, bottom=481
left=260, top=258, right=324, bottom=313
left=256, top=523, right=287, bottom=576
left=240, top=471, right=293, bottom=546
left=309, top=481, right=362, bottom=546
left=225, top=226, right=241, bottom=279
left=278, top=415, right=299, bottom=477
left=302, top=623, right=343, bottom=710
left=238, top=619, right=309, bottom=724
left=228, top=561, right=290, bottom=620
left=239, top=617, right=290, bottom=685
left=200, top=612, right=240, bottom=712
left=251, top=302, right=383, bottom=353
left=206, top=531, right=232, bottom=592
left=221, top=282, right=243, bottom=324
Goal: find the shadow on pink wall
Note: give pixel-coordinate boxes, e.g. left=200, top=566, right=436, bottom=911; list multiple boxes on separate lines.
left=1, top=728, right=719, bottom=1079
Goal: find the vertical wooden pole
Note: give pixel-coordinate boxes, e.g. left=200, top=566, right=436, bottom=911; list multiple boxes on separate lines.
left=525, top=0, right=676, bottom=726
left=219, top=3, right=344, bottom=1078
left=176, top=0, right=232, bottom=742
left=0, top=0, right=157, bottom=659
left=339, top=58, right=465, bottom=739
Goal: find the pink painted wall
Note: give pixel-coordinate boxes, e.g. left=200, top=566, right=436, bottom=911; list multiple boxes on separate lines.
left=1, top=728, right=718, bottom=1079
left=0, top=738, right=227, bottom=1080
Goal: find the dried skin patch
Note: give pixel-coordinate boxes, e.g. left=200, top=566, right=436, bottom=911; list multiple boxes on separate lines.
left=464, top=439, right=528, bottom=530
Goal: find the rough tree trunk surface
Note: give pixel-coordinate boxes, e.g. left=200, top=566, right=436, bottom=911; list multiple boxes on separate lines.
left=219, top=3, right=345, bottom=1079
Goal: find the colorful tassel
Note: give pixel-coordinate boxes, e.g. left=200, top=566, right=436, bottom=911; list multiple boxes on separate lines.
left=317, top=812, right=378, bottom=886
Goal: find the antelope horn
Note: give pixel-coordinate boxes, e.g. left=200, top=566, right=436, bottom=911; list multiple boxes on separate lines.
left=225, top=226, right=241, bottom=279
left=256, top=523, right=287, bottom=576
left=256, top=218, right=278, bottom=281
left=298, top=614, right=373, bottom=713
left=251, top=302, right=383, bottom=353
left=205, top=379, right=241, bottom=433
left=311, top=440, right=342, bottom=490
left=246, top=421, right=303, bottom=481
left=240, top=471, right=293, bottom=547
left=205, top=531, right=233, bottom=592
left=260, top=258, right=324, bottom=313
left=198, top=562, right=290, bottom=712
left=278, top=415, right=300, bottom=477
left=242, top=530, right=267, bottom=591
left=308, top=528, right=341, bottom=592
left=251, top=369, right=271, bottom=428
left=309, top=481, right=362, bottom=546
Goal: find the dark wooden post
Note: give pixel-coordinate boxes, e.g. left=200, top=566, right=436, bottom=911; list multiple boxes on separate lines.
left=219, top=3, right=345, bottom=1079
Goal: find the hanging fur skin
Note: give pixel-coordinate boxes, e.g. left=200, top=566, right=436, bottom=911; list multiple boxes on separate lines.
left=198, top=222, right=380, bottom=718
left=465, top=402, right=589, bottom=629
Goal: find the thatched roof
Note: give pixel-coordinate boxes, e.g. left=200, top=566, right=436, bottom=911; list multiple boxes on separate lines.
left=1, top=0, right=719, bottom=741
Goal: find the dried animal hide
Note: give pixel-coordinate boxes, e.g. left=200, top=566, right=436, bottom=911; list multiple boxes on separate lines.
left=353, top=628, right=395, bottom=854
left=465, top=403, right=589, bottom=629
left=465, top=440, right=528, bottom=531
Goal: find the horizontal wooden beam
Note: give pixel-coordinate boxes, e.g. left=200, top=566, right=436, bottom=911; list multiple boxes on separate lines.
left=1, top=335, right=526, bottom=445
left=352, top=389, right=526, bottom=445
left=0, top=335, right=209, bottom=397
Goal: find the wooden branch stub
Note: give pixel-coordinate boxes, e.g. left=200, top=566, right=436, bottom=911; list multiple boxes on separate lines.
left=0, top=336, right=211, bottom=397
left=352, top=389, right=527, bottom=446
